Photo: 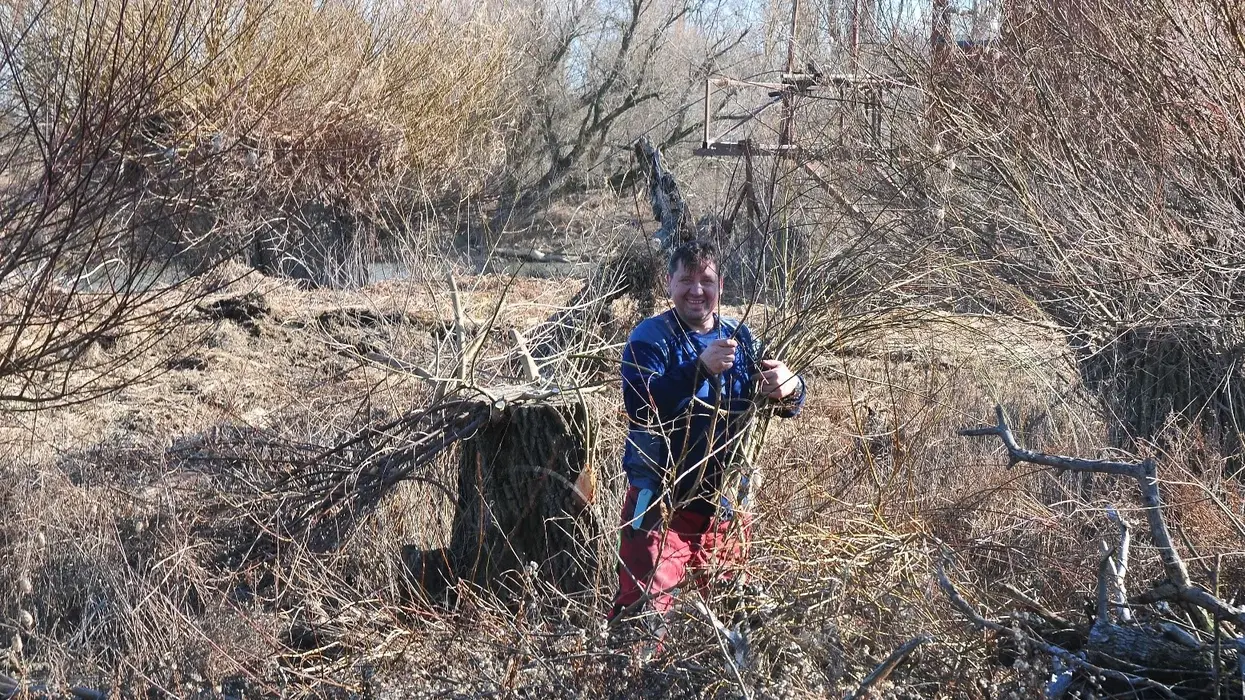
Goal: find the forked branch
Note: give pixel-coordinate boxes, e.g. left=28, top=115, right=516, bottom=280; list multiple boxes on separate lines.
left=959, top=406, right=1141, bottom=476
left=1097, top=508, right=1132, bottom=626
left=960, top=405, right=1211, bottom=629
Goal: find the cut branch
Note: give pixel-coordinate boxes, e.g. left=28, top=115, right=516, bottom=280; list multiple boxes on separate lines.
left=936, top=555, right=1179, bottom=700
left=1136, top=583, right=1245, bottom=631
left=959, top=406, right=1141, bottom=476
left=1096, top=507, right=1133, bottom=626
left=509, top=328, right=540, bottom=382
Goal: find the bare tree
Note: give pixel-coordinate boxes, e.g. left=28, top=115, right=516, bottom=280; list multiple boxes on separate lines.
left=0, top=0, right=524, bottom=407
left=837, top=0, right=1245, bottom=456
left=503, top=0, right=751, bottom=201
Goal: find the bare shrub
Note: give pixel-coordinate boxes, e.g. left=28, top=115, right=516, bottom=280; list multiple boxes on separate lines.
left=0, top=0, right=244, bottom=406
left=916, top=0, right=1245, bottom=455
left=0, top=0, right=526, bottom=409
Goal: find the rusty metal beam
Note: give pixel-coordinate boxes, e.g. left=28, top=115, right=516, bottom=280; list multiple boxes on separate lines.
left=694, top=141, right=907, bottom=160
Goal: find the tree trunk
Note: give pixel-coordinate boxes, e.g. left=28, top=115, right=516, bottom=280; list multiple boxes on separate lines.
left=448, top=401, right=607, bottom=594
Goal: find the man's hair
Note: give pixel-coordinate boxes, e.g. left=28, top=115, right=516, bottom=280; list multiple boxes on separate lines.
left=667, top=239, right=720, bottom=277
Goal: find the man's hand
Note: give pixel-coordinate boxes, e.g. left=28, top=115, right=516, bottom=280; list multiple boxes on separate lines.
left=755, top=359, right=798, bottom=400
left=699, top=338, right=737, bottom=375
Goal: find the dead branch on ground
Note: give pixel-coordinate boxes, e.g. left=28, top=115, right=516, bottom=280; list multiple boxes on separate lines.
left=943, top=405, right=1245, bottom=697
left=844, top=634, right=932, bottom=700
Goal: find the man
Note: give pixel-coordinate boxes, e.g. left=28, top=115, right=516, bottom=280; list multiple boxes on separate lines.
left=611, top=239, right=804, bottom=625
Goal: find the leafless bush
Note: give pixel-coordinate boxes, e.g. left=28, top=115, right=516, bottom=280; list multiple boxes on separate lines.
left=913, top=0, right=1245, bottom=454
left=0, top=0, right=241, bottom=407
left=0, top=0, right=529, bottom=408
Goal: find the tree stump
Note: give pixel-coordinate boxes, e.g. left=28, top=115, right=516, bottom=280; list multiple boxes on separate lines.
left=1079, top=320, right=1245, bottom=458
left=447, top=400, right=607, bottom=595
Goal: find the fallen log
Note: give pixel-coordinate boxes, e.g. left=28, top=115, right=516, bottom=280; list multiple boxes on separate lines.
left=943, top=405, right=1245, bottom=698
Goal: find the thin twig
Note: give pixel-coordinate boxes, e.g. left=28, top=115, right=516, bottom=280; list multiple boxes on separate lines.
left=844, top=634, right=932, bottom=700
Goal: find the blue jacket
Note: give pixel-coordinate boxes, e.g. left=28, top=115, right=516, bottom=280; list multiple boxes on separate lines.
left=620, top=310, right=804, bottom=512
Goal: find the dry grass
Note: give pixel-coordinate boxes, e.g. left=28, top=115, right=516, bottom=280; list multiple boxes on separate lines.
left=5, top=0, right=1242, bottom=693
left=0, top=270, right=1240, bottom=698
left=17, top=0, right=517, bottom=186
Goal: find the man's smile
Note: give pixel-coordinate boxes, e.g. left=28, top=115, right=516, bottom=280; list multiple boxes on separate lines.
left=667, top=259, right=721, bottom=332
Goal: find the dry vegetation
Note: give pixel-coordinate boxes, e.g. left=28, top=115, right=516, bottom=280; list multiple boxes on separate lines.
left=5, top=0, right=1245, bottom=697
left=0, top=268, right=1019, bottom=694
left=4, top=265, right=1240, bottom=698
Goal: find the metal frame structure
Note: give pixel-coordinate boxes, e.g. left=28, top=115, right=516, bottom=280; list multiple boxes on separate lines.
left=694, top=0, right=1003, bottom=162
left=693, top=0, right=905, bottom=162
left=694, top=72, right=896, bottom=159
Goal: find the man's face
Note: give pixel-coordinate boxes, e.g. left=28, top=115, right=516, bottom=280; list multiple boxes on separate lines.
left=668, top=258, right=722, bottom=331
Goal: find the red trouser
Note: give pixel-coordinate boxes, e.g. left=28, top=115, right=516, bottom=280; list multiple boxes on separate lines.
left=612, top=486, right=751, bottom=617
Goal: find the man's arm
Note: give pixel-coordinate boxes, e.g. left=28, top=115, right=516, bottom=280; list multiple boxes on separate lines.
left=621, top=336, right=708, bottom=423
